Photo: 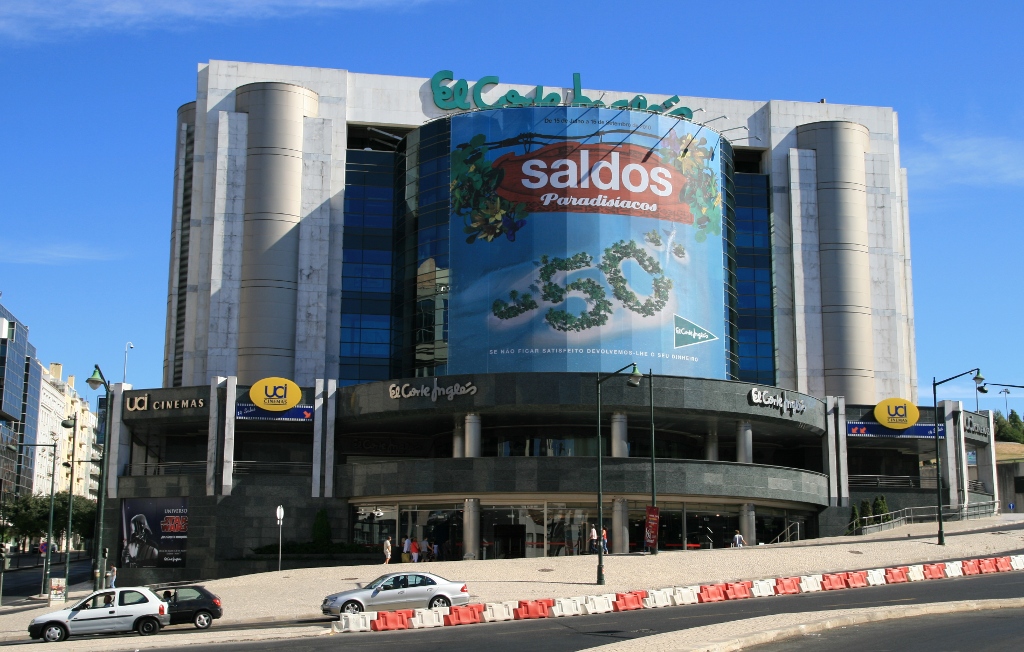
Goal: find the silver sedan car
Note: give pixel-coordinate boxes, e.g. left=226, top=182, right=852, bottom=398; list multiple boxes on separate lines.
left=322, top=572, right=470, bottom=615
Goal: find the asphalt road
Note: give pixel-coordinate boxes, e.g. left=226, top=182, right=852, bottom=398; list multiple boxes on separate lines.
left=1, top=560, right=92, bottom=600
left=747, top=607, right=1024, bottom=651
left=8, top=563, right=1022, bottom=650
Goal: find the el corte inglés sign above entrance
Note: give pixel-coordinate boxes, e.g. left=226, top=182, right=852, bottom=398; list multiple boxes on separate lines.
left=389, top=378, right=478, bottom=402
left=748, top=387, right=806, bottom=416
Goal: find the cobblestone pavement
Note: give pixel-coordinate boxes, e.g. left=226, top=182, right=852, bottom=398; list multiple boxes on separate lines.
left=0, top=514, right=1020, bottom=649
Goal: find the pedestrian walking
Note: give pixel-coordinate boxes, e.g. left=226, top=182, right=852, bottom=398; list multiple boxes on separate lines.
left=602, top=527, right=609, bottom=554
left=410, top=537, right=420, bottom=562
left=402, top=536, right=411, bottom=563
left=589, top=524, right=598, bottom=554
left=732, top=530, right=746, bottom=548
left=109, top=565, right=117, bottom=588
left=383, top=536, right=392, bottom=564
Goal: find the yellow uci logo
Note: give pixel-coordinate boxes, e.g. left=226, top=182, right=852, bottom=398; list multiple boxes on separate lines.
left=873, top=398, right=919, bottom=430
left=249, top=377, right=301, bottom=412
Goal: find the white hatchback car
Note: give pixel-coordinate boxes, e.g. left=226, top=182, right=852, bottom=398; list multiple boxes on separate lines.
left=28, top=587, right=170, bottom=643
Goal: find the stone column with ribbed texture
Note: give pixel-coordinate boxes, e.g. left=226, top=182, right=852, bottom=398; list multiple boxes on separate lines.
left=796, top=121, right=875, bottom=404
left=234, top=82, right=319, bottom=384
left=464, top=413, right=481, bottom=457
left=736, top=421, right=752, bottom=464
left=611, top=413, right=628, bottom=458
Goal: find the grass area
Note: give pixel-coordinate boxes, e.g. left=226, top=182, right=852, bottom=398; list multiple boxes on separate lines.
left=996, top=441, right=1024, bottom=462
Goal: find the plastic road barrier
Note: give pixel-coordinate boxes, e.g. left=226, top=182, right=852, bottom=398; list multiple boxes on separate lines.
left=408, top=608, right=446, bottom=629
left=995, top=557, right=1013, bottom=572
left=821, top=573, right=848, bottom=590
left=582, top=595, right=614, bottom=615
left=906, top=565, right=926, bottom=582
left=370, top=610, right=414, bottom=631
left=672, top=586, right=701, bottom=605
left=1011, top=555, right=1024, bottom=571
left=751, top=579, right=777, bottom=597
left=774, top=577, right=802, bottom=595
left=846, top=571, right=869, bottom=588
left=612, top=592, right=644, bottom=612
left=962, top=559, right=982, bottom=575
left=799, top=575, right=823, bottom=592
left=642, top=589, right=673, bottom=608
left=698, top=584, right=727, bottom=603
left=884, top=567, right=909, bottom=584
left=978, top=558, right=998, bottom=574
left=444, top=605, right=483, bottom=626
left=922, top=564, right=947, bottom=580
left=482, top=603, right=514, bottom=623
left=514, top=600, right=552, bottom=620
left=333, top=611, right=377, bottom=633
left=866, top=569, right=887, bottom=586
left=725, top=582, right=753, bottom=600
left=945, top=561, right=964, bottom=578
left=549, top=597, right=583, bottom=617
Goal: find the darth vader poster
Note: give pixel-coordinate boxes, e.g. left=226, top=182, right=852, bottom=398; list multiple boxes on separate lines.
left=120, top=498, right=188, bottom=568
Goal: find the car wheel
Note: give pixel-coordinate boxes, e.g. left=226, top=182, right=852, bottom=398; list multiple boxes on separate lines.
left=341, top=600, right=363, bottom=614
left=136, top=617, right=160, bottom=636
left=429, top=596, right=450, bottom=609
left=42, top=623, right=67, bottom=643
left=193, top=610, right=213, bottom=629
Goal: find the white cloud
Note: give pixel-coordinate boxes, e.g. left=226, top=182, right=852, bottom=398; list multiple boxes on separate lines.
left=0, top=243, right=116, bottom=265
left=0, top=0, right=426, bottom=39
left=904, top=133, right=1024, bottom=189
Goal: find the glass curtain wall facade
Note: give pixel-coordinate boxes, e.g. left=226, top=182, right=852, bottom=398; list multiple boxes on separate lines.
left=733, top=172, right=775, bottom=385
left=339, top=150, right=397, bottom=386
left=0, top=305, right=39, bottom=496
left=393, top=120, right=452, bottom=378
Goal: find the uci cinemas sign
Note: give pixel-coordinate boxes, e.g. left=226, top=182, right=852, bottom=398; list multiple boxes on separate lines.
left=873, top=398, right=920, bottom=430
left=249, top=377, right=302, bottom=412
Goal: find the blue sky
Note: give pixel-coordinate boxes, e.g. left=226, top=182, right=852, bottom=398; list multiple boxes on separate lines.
left=1, top=0, right=1021, bottom=412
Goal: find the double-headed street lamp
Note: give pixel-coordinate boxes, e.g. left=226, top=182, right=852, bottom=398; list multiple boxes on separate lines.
left=59, top=413, right=79, bottom=585
left=13, top=439, right=59, bottom=599
left=595, top=362, right=643, bottom=585
left=85, top=365, right=112, bottom=590
left=932, top=368, right=984, bottom=545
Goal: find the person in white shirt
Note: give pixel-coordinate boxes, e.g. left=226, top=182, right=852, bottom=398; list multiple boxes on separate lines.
left=732, top=530, right=746, bottom=548
left=589, top=525, right=598, bottom=554
left=383, top=536, right=392, bottom=564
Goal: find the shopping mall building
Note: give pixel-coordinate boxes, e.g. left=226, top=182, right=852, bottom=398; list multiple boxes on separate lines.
left=103, top=61, right=997, bottom=582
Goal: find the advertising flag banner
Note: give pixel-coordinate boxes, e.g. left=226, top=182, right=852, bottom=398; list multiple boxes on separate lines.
left=448, top=107, right=726, bottom=378
left=120, top=498, right=188, bottom=568
left=644, top=506, right=660, bottom=548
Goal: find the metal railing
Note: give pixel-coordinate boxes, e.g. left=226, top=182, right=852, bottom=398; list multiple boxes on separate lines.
left=128, top=461, right=315, bottom=476
left=768, top=521, right=801, bottom=545
left=1, top=549, right=90, bottom=570
left=967, top=480, right=989, bottom=493
left=848, top=475, right=938, bottom=489
left=234, top=461, right=312, bottom=475
left=848, top=500, right=998, bottom=535
left=129, top=461, right=207, bottom=476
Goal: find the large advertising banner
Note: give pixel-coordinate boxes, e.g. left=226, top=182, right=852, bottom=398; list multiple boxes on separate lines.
left=120, top=497, right=188, bottom=568
left=448, top=107, right=726, bottom=378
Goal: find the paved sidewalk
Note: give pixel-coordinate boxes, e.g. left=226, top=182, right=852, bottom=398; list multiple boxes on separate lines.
left=0, top=514, right=1020, bottom=649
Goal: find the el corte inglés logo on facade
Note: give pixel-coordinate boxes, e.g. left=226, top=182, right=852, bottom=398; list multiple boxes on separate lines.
left=873, top=397, right=919, bottom=430
left=249, top=377, right=302, bottom=412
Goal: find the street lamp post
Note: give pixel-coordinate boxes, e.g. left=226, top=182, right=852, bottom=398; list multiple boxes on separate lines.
left=595, top=362, right=642, bottom=585
left=647, top=369, right=657, bottom=555
left=999, top=388, right=1010, bottom=417
left=276, top=505, right=284, bottom=572
left=123, top=342, right=133, bottom=384
left=60, top=414, right=79, bottom=589
left=15, top=440, right=59, bottom=599
left=85, top=365, right=112, bottom=591
left=932, top=368, right=984, bottom=545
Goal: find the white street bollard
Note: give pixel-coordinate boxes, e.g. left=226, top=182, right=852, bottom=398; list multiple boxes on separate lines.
left=482, top=602, right=515, bottom=622
left=799, top=575, right=822, bottom=592
left=906, top=565, right=926, bottom=582
left=751, top=579, right=777, bottom=598
left=671, top=586, right=700, bottom=605
left=582, top=594, right=614, bottom=614
left=642, top=589, right=672, bottom=608
left=866, top=569, right=887, bottom=586
left=944, top=561, right=964, bottom=578
left=1010, top=555, right=1024, bottom=571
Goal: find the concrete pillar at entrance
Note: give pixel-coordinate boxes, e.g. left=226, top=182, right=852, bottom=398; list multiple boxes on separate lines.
left=736, top=421, right=752, bottom=464
left=465, top=413, right=481, bottom=457
left=611, top=499, right=629, bottom=554
left=463, top=498, right=480, bottom=560
left=611, top=412, right=628, bottom=458
left=739, top=503, right=756, bottom=545
left=704, top=430, right=719, bottom=461
left=452, top=417, right=465, bottom=458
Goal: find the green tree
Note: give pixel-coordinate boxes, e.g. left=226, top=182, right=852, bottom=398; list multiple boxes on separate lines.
left=860, top=499, right=873, bottom=519
left=872, top=495, right=888, bottom=520
left=311, top=509, right=332, bottom=545
left=848, top=504, right=861, bottom=534
left=994, top=410, right=1024, bottom=443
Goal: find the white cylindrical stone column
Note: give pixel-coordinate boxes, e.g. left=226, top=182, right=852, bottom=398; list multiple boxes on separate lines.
left=463, top=498, right=480, bottom=560
left=736, top=421, right=752, bottom=464
left=796, top=121, right=875, bottom=404
left=611, top=412, right=628, bottom=458
left=235, top=82, right=319, bottom=384
left=465, top=413, right=481, bottom=458
left=452, top=417, right=465, bottom=459
left=611, top=498, right=629, bottom=554
left=739, top=503, right=756, bottom=545
left=705, top=430, right=719, bottom=461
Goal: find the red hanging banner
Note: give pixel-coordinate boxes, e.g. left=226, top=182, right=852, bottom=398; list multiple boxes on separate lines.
left=644, top=506, right=660, bottom=548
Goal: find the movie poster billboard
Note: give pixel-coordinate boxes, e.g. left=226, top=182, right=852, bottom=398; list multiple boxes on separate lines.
left=448, top=107, right=726, bottom=378
left=120, top=497, right=188, bottom=568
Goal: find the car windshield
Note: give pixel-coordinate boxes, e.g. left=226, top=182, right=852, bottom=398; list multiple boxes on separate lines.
left=364, top=575, right=395, bottom=589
